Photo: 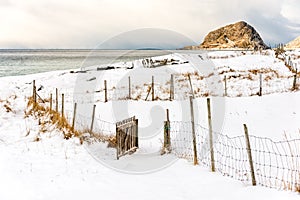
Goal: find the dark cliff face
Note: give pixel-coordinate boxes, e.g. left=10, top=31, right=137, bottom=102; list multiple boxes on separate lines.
left=185, top=21, right=269, bottom=50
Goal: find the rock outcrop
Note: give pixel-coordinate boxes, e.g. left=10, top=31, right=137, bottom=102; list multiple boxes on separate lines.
left=285, top=36, right=300, bottom=49
left=185, top=21, right=269, bottom=50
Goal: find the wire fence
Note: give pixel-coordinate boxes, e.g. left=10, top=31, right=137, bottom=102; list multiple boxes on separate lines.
left=170, top=121, right=300, bottom=192
left=32, top=80, right=300, bottom=192
left=36, top=70, right=300, bottom=104
left=32, top=89, right=116, bottom=142
left=64, top=109, right=115, bottom=136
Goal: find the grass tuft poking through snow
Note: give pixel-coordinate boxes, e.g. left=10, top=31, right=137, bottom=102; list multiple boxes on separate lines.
left=25, top=96, right=117, bottom=148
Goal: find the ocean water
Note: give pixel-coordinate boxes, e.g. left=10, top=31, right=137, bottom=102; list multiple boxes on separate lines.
left=0, top=49, right=171, bottom=77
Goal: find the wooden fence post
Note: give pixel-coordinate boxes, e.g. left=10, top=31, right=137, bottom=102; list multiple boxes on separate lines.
left=61, top=93, right=64, bottom=118
left=259, top=74, right=262, bottom=96
left=90, top=104, right=96, bottom=133
left=32, top=80, right=36, bottom=105
left=170, top=74, right=174, bottom=101
left=72, top=103, right=77, bottom=131
left=116, top=124, right=120, bottom=160
left=50, top=93, right=52, bottom=111
left=189, top=96, right=198, bottom=165
left=32, top=80, right=37, bottom=108
left=32, top=80, right=35, bottom=98
left=128, top=76, right=131, bottom=100
left=130, top=121, right=133, bottom=150
left=55, top=88, right=58, bottom=112
left=188, top=74, right=195, bottom=98
left=135, top=119, right=139, bottom=147
left=207, top=98, right=215, bottom=172
left=243, top=124, right=256, bottom=186
left=104, top=80, right=108, bottom=103
left=224, top=75, right=227, bottom=97
left=163, top=109, right=171, bottom=153
left=152, top=76, right=155, bottom=101
left=292, top=68, right=297, bottom=90
left=135, top=118, right=139, bottom=148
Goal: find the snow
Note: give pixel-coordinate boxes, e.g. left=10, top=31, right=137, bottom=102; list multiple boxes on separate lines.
left=0, top=50, right=299, bottom=199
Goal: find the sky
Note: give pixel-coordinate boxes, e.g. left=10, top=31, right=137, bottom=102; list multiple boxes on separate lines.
left=0, top=0, right=299, bottom=49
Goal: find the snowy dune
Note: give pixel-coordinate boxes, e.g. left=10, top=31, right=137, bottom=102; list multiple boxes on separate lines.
left=0, top=50, right=299, bottom=199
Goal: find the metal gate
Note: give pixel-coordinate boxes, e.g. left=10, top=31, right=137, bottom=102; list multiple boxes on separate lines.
left=116, top=116, right=138, bottom=159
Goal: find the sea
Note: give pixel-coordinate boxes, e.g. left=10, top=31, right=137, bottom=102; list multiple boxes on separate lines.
left=0, top=49, right=175, bottom=77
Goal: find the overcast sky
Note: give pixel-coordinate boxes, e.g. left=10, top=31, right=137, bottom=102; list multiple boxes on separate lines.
left=0, top=0, right=299, bottom=49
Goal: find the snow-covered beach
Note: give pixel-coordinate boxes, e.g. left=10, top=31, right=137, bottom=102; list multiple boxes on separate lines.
left=0, top=50, right=300, bottom=200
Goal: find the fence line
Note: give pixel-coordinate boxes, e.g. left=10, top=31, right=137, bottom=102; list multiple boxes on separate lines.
left=30, top=84, right=116, bottom=143
left=35, top=71, right=298, bottom=104
left=169, top=121, right=300, bottom=192
left=30, top=80, right=300, bottom=192
left=63, top=109, right=115, bottom=136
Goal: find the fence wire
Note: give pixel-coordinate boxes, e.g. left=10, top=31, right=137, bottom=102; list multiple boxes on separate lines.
left=39, top=71, right=299, bottom=104
left=64, top=109, right=115, bottom=136
left=170, top=121, right=300, bottom=192
left=33, top=78, right=300, bottom=192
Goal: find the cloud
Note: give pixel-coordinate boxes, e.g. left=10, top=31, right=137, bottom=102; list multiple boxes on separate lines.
left=98, top=28, right=197, bottom=49
left=245, top=10, right=300, bottom=45
left=236, top=0, right=300, bottom=44
left=281, top=0, right=300, bottom=23
left=0, top=0, right=299, bottom=48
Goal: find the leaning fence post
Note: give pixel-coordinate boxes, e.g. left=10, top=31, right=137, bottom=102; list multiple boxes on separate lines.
left=207, top=98, right=215, bottom=172
left=189, top=96, right=198, bottom=165
left=145, top=85, right=151, bottom=101
left=259, top=74, right=262, bottom=96
left=243, top=124, right=256, bottom=186
left=55, top=88, right=58, bottom=112
left=61, top=93, right=64, bottom=118
left=72, top=103, right=77, bottom=131
left=90, top=105, right=96, bottom=133
left=128, top=76, right=131, bottom=100
left=104, top=80, right=108, bottom=102
left=152, top=76, right=155, bottom=101
left=170, top=74, right=174, bottom=101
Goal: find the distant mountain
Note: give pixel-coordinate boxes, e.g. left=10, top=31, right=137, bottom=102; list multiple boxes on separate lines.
left=285, top=36, right=300, bottom=49
left=183, top=21, right=269, bottom=50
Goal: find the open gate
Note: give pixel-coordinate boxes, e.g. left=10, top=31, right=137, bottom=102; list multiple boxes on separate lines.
left=116, top=116, right=138, bottom=159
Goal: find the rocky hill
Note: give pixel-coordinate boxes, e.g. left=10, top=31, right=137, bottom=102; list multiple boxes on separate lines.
left=285, top=36, right=300, bottom=49
left=184, top=21, right=269, bottom=50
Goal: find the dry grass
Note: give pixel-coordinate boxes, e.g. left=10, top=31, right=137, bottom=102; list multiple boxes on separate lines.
left=132, top=94, right=142, bottom=101
left=90, top=132, right=116, bottom=148
left=3, top=104, right=13, bottom=113
left=26, top=96, right=117, bottom=146
left=219, top=68, right=236, bottom=75
left=26, top=96, right=80, bottom=140
left=0, top=97, right=15, bottom=113
left=264, top=75, right=273, bottom=81
left=208, top=55, right=230, bottom=59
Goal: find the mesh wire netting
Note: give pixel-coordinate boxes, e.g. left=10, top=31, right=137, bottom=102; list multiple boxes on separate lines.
left=170, top=121, right=300, bottom=191
left=39, top=72, right=299, bottom=104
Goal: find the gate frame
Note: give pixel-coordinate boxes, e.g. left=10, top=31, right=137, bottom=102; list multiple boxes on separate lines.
left=116, top=116, right=138, bottom=160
